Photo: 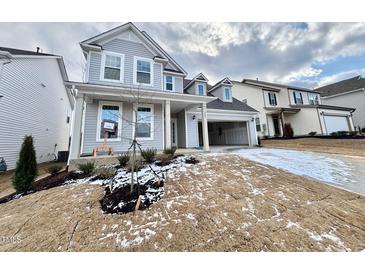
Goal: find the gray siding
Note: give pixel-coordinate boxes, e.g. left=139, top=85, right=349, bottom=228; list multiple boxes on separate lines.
left=0, top=58, right=72, bottom=169
left=88, top=38, right=162, bottom=91
left=186, top=113, right=199, bottom=147
left=82, top=100, right=164, bottom=154
left=186, top=81, right=207, bottom=96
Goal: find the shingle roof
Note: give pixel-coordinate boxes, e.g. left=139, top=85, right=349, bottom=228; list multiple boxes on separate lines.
left=207, top=97, right=258, bottom=112
left=315, top=76, right=365, bottom=97
left=0, top=46, right=57, bottom=57
left=243, top=79, right=314, bottom=92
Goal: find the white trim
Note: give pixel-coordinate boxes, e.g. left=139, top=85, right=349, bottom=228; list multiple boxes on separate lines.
left=162, top=102, right=165, bottom=149
left=96, top=100, right=123, bottom=142
left=80, top=101, right=87, bottom=154
left=184, top=109, right=189, bottom=148
left=133, top=56, right=154, bottom=87
left=163, top=70, right=186, bottom=76
left=164, top=74, right=175, bottom=92
left=65, top=81, right=215, bottom=104
left=85, top=51, right=91, bottom=82
left=184, top=73, right=209, bottom=90
left=100, top=51, right=125, bottom=83
left=132, top=103, right=154, bottom=141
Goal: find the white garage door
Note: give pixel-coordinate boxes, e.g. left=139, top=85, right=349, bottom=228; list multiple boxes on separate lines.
left=324, top=115, right=349, bottom=134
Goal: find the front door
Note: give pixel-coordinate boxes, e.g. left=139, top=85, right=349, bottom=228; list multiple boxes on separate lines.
left=272, top=115, right=280, bottom=136
left=171, top=118, right=178, bottom=147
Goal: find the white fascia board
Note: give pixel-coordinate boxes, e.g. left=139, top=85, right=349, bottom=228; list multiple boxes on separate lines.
left=65, top=82, right=215, bottom=104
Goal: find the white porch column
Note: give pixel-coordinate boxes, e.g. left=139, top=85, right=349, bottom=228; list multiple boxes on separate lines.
left=201, top=102, right=209, bottom=151
left=165, top=100, right=171, bottom=149
left=69, top=94, right=84, bottom=161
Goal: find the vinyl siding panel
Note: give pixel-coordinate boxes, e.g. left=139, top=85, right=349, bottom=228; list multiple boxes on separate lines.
left=82, top=100, right=164, bottom=154
left=87, top=39, right=162, bottom=91
left=0, top=58, right=72, bottom=169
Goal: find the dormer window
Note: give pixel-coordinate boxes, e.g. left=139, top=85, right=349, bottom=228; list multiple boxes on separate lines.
left=101, top=52, right=124, bottom=82
left=164, top=75, right=174, bottom=91
left=293, top=91, right=303, bottom=104
left=224, top=87, right=231, bottom=101
left=197, top=84, right=205, bottom=96
left=134, top=57, right=153, bottom=85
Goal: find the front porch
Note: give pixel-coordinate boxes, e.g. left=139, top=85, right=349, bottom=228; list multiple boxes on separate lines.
left=66, top=82, right=214, bottom=162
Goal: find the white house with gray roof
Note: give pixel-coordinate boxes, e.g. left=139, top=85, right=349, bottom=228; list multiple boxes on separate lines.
left=0, top=47, right=74, bottom=169
left=232, top=79, right=355, bottom=137
left=66, top=22, right=259, bottom=161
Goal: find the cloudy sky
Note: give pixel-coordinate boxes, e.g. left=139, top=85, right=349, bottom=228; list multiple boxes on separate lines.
left=1, top=22, right=364, bottom=88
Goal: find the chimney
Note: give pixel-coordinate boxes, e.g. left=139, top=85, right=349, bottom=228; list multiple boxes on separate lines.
left=36, top=47, right=40, bottom=53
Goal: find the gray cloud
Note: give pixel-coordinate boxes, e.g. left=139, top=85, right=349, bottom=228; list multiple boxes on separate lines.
left=1, top=22, right=365, bottom=88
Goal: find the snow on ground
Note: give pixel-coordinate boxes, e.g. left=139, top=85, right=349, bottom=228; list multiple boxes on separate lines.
left=234, top=148, right=365, bottom=196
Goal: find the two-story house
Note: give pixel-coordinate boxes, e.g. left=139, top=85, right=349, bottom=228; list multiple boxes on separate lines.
left=65, top=22, right=259, bottom=162
left=316, top=76, right=365, bottom=130
left=232, top=79, right=355, bottom=137
left=0, top=47, right=73, bottom=170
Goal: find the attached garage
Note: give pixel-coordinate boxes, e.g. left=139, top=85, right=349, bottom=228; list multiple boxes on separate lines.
left=198, top=121, right=249, bottom=146
left=323, top=115, right=350, bottom=134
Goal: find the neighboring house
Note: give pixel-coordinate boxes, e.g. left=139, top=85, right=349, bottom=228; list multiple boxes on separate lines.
left=65, top=22, right=258, bottom=161
left=232, top=79, right=355, bottom=137
left=316, top=76, right=365, bottom=130
left=0, top=47, right=74, bottom=170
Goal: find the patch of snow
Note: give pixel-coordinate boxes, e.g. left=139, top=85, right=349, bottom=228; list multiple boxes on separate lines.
left=286, top=220, right=301, bottom=229
left=186, top=213, right=195, bottom=220
left=234, top=148, right=364, bottom=195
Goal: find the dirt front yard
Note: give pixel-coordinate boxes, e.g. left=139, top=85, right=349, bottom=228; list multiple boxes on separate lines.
left=0, top=154, right=364, bottom=251
left=261, top=138, right=365, bottom=157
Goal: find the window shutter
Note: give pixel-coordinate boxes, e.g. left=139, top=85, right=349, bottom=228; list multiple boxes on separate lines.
left=268, top=93, right=272, bottom=104
left=300, top=92, right=303, bottom=104
left=274, top=93, right=277, bottom=105
left=293, top=92, right=297, bottom=104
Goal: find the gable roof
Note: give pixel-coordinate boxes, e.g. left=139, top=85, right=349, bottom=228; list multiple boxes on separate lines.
left=315, top=75, right=365, bottom=97
left=0, top=46, right=68, bottom=82
left=80, top=22, right=187, bottom=76
left=183, top=73, right=209, bottom=90
left=207, top=97, right=258, bottom=112
left=208, top=77, right=233, bottom=93
left=242, top=79, right=315, bottom=93
left=0, top=46, right=58, bottom=57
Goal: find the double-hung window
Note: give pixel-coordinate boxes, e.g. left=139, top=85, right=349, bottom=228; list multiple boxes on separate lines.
left=135, top=58, right=152, bottom=85
left=308, top=93, right=319, bottom=105
left=224, top=87, right=231, bottom=101
left=135, top=105, right=154, bottom=139
left=268, top=92, right=277, bottom=106
left=97, top=102, right=122, bottom=141
left=197, top=84, right=205, bottom=96
left=101, top=53, right=123, bottom=82
left=164, top=75, right=174, bottom=91
left=293, top=91, right=303, bottom=104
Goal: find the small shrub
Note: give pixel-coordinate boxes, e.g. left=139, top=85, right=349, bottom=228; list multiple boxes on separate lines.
left=163, top=146, right=177, bottom=156
left=308, top=131, right=317, bottom=136
left=337, top=131, right=349, bottom=136
left=141, top=148, right=157, bottom=164
left=257, top=136, right=261, bottom=147
left=47, top=164, right=63, bottom=175
left=283, top=123, right=294, bottom=138
left=361, top=127, right=365, bottom=134
left=330, top=132, right=338, bottom=136
left=155, top=154, right=173, bottom=166
left=96, top=167, right=116, bottom=179
left=13, top=135, right=37, bottom=193
left=350, top=131, right=358, bottom=137
left=117, top=153, right=130, bottom=167
left=78, top=161, right=95, bottom=175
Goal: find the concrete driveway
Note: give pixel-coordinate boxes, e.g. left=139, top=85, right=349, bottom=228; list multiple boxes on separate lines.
left=233, top=148, right=365, bottom=196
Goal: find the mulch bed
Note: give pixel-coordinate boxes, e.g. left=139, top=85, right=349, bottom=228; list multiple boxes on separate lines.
left=0, top=171, right=88, bottom=205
